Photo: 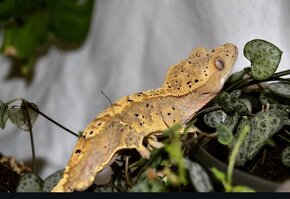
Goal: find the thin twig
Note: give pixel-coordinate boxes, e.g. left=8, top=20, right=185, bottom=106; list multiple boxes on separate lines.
left=27, top=103, right=78, bottom=137
left=22, top=100, right=36, bottom=173
left=125, top=156, right=134, bottom=187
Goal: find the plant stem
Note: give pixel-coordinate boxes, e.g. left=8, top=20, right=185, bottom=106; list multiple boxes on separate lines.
left=226, top=69, right=290, bottom=92
left=226, top=125, right=250, bottom=187
left=22, top=100, right=36, bottom=173
left=27, top=102, right=78, bottom=138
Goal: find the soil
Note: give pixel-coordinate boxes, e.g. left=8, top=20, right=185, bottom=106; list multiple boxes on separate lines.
left=205, top=133, right=290, bottom=183
left=0, top=153, right=31, bottom=192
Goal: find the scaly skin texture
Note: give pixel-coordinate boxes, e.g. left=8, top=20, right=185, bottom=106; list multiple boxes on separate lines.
left=52, top=43, right=238, bottom=192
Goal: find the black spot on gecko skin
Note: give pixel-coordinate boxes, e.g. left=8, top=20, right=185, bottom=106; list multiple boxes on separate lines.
left=194, top=79, right=199, bottom=83
left=98, top=123, right=102, bottom=126
left=135, top=113, right=139, bottom=117
left=146, top=103, right=149, bottom=107
left=82, top=135, right=86, bottom=139
left=172, top=106, right=175, bottom=110
left=127, top=99, right=134, bottom=102
left=90, top=131, right=93, bottom=134
left=75, top=149, right=81, bottom=154
left=167, top=113, right=171, bottom=115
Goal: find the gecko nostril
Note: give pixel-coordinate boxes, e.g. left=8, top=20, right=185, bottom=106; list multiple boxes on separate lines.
left=215, top=58, right=224, bottom=71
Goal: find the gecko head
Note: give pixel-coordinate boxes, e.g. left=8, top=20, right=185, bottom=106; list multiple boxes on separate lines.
left=208, top=43, right=238, bottom=87
left=194, top=43, right=238, bottom=94
left=163, top=43, right=238, bottom=96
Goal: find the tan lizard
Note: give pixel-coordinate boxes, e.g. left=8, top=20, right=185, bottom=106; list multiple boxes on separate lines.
left=52, top=43, right=238, bottom=192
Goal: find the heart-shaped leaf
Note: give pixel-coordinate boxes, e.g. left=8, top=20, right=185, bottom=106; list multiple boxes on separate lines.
left=225, top=69, right=247, bottom=85
left=43, top=169, right=64, bottom=192
left=203, top=110, right=227, bottom=128
left=0, top=100, right=9, bottom=129
left=234, top=109, right=285, bottom=166
left=223, top=112, right=240, bottom=131
left=16, top=173, right=43, bottom=192
left=244, top=39, right=282, bottom=81
left=8, top=102, right=39, bottom=131
left=218, top=91, right=249, bottom=115
left=267, top=82, right=290, bottom=98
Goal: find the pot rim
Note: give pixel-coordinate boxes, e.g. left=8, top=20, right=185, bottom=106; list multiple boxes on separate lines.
left=194, top=147, right=281, bottom=192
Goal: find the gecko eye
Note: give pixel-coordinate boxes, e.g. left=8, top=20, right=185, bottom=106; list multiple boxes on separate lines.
left=215, top=59, right=224, bottom=71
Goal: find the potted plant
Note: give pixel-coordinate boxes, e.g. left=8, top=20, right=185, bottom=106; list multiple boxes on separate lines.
left=1, top=39, right=290, bottom=192
left=192, top=39, right=290, bottom=192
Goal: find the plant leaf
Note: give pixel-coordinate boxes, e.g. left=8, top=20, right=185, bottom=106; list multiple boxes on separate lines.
left=230, top=118, right=252, bottom=166
left=8, top=102, right=39, bottom=131
left=184, top=159, right=213, bottom=192
left=281, top=146, right=290, bottom=167
left=43, top=169, right=64, bottom=192
left=0, top=100, right=9, bottom=129
left=216, top=123, right=233, bottom=145
left=218, top=91, right=249, bottom=115
left=225, top=69, right=247, bottom=85
left=244, top=39, right=282, bottom=81
left=235, top=109, right=285, bottom=166
left=203, top=110, right=227, bottom=128
left=231, top=186, right=255, bottom=192
left=48, top=0, right=94, bottom=43
left=223, top=112, right=240, bottom=131
left=16, top=173, right=43, bottom=192
left=267, top=82, right=290, bottom=98
left=210, top=167, right=227, bottom=186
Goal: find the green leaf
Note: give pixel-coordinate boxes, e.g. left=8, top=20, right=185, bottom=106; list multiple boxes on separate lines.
left=0, top=100, right=9, bottom=129
left=259, top=89, right=290, bottom=106
left=8, top=102, right=39, bottom=131
left=0, top=0, right=22, bottom=20
left=184, top=159, right=213, bottom=192
left=235, top=109, right=285, bottom=166
left=244, top=39, right=282, bottom=81
left=216, top=124, right=233, bottom=145
left=210, top=167, right=228, bottom=190
left=223, top=112, right=240, bottom=131
left=225, top=69, right=247, bottom=85
left=218, top=91, right=249, bottom=115
left=16, top=173, right=43, bottom=192
left=203, top=110, right=227, bottom=128
left=48, top=0, right=94, bottom=43
left=43, top=169, right=64, bottom=192
left=267, top=82, right=290, bottom=98
left=281, top=146, right=290, bottom=167
left=231, top=186, right=255, bottom=192
left=2, top=12, right=49, bottom=59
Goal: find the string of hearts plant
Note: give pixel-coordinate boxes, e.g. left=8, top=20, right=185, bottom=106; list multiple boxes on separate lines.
left=1, top=39, right=290, bottom=192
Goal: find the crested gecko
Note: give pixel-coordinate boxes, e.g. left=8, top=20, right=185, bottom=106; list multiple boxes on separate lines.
left=52, top=43, right=238, bottom=192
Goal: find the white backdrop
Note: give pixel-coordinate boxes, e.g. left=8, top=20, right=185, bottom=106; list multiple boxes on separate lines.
left=0, top=0, right=289, bottom=182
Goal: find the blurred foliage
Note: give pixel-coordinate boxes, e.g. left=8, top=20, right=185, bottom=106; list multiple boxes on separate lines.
left=0, top=0, right=94, bottom=82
